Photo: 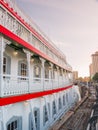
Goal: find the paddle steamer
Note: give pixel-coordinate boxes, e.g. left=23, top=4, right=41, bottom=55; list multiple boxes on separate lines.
left=0, top=0, right=81, bottom=129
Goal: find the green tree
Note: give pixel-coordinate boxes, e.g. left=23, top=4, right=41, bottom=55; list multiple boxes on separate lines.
left=92, top=72, right=98, bottom=82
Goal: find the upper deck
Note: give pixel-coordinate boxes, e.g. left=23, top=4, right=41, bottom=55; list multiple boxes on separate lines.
left=0, top=0, right=73, bottom=98
left=0, top=0, right=72, bottom=71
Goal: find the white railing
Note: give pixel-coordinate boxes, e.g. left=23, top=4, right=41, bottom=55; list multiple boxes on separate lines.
left=3, top=0, right=54, bottom=44
left=3, top=74, right=29, bottom=96
left=1, top=74, right=72, bottom=97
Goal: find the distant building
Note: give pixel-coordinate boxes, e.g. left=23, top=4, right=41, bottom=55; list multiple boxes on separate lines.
left=89, top=63, right=93, bottom=78
left=73, top=71, right=78, bottom=80
left=90, top=51, right=98, bottom=78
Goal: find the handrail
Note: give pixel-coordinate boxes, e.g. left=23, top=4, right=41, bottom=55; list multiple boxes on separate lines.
left=1, top=74, right=72, bottom=97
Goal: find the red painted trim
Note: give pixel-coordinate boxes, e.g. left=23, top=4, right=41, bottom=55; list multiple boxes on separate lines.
left=0, top=25, right=71, bottom=71
left=0, top=0, right=62, bottom=58
left=0, top=85, right=72, bottom=106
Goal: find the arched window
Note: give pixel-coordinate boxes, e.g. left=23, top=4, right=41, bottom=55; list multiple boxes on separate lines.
left=21, top=63, right=27, bottom=76
left=53, top=65, right=57, bottom=79
left=43, top=105, right=48, bottom=125
left=58, top=97, right=62, bottom=110
left=53, top=70, right=55, bottom=79
left=29, top=108, right=40, bottom=130
left=45, top=68, right=49, bottom=79
left=34, top=65, right=41, bottom=78
left=44, top=62, right=50, bottom=79
left=3, top=56, right=7, bottom=74
left=3, top=53, right=11, bottom=74
left=48, top=103, right=50, bottom=114
left=66, top=93, right=68, bottom=102
left=52, top=101, right=56, bottom=116
left=6, top=116, right=22, bottom=130
left=18, top=61, right=27, bottom=77
left=63, top=95, right=66, bottom=106
left=59, top=69, right=62, bottom=76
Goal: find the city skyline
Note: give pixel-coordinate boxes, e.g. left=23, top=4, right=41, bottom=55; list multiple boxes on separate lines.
left=16, top=0, right=98, bottom=77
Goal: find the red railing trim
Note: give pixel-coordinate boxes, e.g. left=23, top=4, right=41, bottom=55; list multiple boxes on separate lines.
left=0, top=85, right=73, bottom=106
left=0, top=25, right=70, bottom=71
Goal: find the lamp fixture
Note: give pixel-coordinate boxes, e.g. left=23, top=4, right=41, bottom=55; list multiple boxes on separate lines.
left=13, top=49, right=18, bottom=56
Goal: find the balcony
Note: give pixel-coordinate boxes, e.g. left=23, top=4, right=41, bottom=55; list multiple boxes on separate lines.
left=1, top=74, right=72, bottom=97
left=0, top=26, right=73, bottom=97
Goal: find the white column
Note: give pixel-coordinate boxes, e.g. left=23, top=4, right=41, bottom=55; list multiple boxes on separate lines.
left=29, top=101, right=36, bottom=130
left=0, top=36, right=4, bottom=97
left=62, top=69, right=64, bottom=86
left=0, top=36, right=10, bottom=97
left=57, top=67, right=59, bottom=88
left=23, top=49, right=31, bottom=93
left=1, top=107, right=6, bottom=130
left=43, top=97, right=50, bottom=123
left=66, top=70, right=69, bottom=85
left=40, top=58, right=45, bottom=91
left=49, top=63, right=53, bottom=89
left=53, top=93, right=58, bottom=114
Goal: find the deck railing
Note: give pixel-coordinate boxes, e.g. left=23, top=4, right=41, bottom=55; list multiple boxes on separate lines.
left=1, top=74, right=72, bottom=97
left=3, top=0, right=63, bottom=53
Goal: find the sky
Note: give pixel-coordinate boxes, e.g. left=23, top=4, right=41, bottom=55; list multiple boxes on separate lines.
left=16, top=0, right=98, bottom=77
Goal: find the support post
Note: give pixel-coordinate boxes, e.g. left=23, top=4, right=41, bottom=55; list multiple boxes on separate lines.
left=29, top=101, right=37, bottom=130
left=50, top=63, right=53, bottom=90
left=23, top=49, right=31, bottom=93
left=40, top=58, right=45, bottom=91
left=0, top=36, right=10, bottom=97
left=53, top=94, right=58, bottom=115
left=0, top=36, right=4, bottom=97
left=56, top=66, right=59, bottom=88
left=43, top=97, right=50, bottom=123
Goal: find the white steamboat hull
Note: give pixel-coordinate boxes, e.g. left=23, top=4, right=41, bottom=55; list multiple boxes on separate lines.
left=0, top=85, right=80, bottom=130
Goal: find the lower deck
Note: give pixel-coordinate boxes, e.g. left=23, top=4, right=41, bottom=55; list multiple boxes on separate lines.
left=0, top=85, right=80, bottom=130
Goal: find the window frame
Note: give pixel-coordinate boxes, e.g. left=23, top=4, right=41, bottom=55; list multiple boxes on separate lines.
left=52, top=101, right=56, bottom=116
left=34, top=65, right=41, bottom=78
left=63, top=95, right=66, bottom=106
left=45, top=67, right=49, bottom=79
left=6, top=116, right=22, bottom=130
left=29, top=108, right=40, bottom=130
left=66, top=93, right=68, bottom=103
left=3, top=53, right=11, bottom=75
left=58, top=97, right=62, bottom=110
left=18, top=60, right=28, bottom=80
left=3, top=56, right=7, bottom=74
left=43, top=105, right=48, bottom=126
left=20, top=62, right=27, bottom=77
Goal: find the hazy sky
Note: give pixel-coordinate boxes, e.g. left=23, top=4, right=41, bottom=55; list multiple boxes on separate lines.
left=16, top=0, right=98, bottom=77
